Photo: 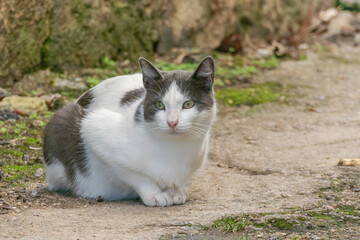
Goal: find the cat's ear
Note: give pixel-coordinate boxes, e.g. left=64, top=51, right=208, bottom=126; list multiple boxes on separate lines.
left=138, top=57, right=162, bottom=88
left=192, top=56, right=215, bottom=89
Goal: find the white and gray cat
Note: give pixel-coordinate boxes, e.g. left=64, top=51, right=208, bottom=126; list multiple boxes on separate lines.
left=43, top=57, right=216, bottom=207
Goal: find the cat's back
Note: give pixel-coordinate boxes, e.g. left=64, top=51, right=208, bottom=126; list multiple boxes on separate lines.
left=78, top=73, right=144, bottom=111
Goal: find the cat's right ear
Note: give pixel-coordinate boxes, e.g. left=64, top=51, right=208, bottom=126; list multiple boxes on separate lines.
left=138, top=57, right=163, bottom=88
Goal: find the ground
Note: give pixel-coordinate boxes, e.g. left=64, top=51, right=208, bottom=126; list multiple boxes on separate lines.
left=1, top=45, right=360, bottom=240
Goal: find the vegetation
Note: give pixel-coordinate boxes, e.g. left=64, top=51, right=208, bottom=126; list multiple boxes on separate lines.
left=215, top=82, right=284, bottom=106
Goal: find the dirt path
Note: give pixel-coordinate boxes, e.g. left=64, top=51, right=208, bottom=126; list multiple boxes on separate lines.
left=1, top=46, right=360, bottom=240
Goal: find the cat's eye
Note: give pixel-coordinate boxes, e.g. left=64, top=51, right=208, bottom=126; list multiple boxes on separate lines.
left=183, top=100, right=195, bottom=109
left=154, top=101, right=165, bottom=110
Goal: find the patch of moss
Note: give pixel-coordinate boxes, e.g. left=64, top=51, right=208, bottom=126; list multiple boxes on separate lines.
left=337, top=205, right=359, bottom=216
left=267, top=218, right=295, bottom=230
left=217, top=66, right=257, bottom=79
left=310, top=212, right=335, bottom=222
left=251, top=56, right=280, bottom=69
left=215, top=82, right=283, bottom=106
left=213, top=215, right=250, bottom=232
left=155, top=60, right=198, bottom=71
left=2, top=163, right=44, bottom=184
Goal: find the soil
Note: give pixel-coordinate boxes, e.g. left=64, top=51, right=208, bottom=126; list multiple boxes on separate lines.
left=1, top=45, right=360, bottom=240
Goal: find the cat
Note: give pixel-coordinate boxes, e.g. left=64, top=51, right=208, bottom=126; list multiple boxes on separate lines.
left=43, top=56, right=216, bottom=207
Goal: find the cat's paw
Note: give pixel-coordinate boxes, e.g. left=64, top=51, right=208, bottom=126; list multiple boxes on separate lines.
left=172, top=191, right=187, bottom=205
left=142, top=192, right=174, bottom=207
left=166, top=189, right=187, bottom=205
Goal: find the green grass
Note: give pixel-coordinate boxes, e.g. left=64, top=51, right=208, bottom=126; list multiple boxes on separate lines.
left=85, top=76, right=102, bottom=88
left=267, top=218, right=295, bottom=230
left=251, top=56, right=280, bottom=69
left=215, top=82, right=283, bottom=106
left=217, top=65, right=257, bottom=79
left=154, top=60, right=198, bottom=71
left=213, top=215, right=250, bottom=232
left=2, top=163, right=44, bottom=184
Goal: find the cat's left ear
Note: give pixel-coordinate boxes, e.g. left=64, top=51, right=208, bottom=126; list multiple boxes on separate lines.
left=192, top=56, right=215, bottom=90
left=139, top=57, right=163, bottom=88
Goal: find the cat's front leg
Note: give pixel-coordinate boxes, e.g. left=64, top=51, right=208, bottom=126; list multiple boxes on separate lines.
left=121, top=172, right=174, bottom=207
left=166, top=187, right=187, bottom=205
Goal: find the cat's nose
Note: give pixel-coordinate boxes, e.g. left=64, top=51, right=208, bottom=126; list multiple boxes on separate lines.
left=167, top=120, right=178, bottom=129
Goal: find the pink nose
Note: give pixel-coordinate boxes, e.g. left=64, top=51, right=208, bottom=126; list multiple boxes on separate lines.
left=167, top=120, right=178, bottom=129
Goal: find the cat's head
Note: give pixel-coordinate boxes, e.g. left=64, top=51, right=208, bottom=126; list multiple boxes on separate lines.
left=138, top=56, right=216, bottom=138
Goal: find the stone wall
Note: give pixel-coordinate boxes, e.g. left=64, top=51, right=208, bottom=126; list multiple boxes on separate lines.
left=0, top=0, right=333, bottom=86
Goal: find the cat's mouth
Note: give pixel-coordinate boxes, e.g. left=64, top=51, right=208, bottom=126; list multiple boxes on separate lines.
left=169, top=128, right=186, bottom=136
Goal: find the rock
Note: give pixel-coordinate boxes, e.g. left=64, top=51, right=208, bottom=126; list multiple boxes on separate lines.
left=30, top=190, right=38, bottom=198
left=256, top=48, right=273, bottom=58
left=324, top=11, right=356, bottom=38
left=35, top=168, right=44, bottom=178
left=306, top=222, right=314, bottom=229
left=53, top=78, right=87, bottom=92
left=269, top=236, right=280, bottom=240
left=319, top=8, right=338, bottom=23
left=0, top=111, right=21, bottom=121
left=0, top=160, right=3, bottom=167
left=310, top=235, right=321, bottom=240
left=0, top=87, right=9, bottom=100
left=0, top=169, right=3, bottom=179
left=0, top=96, right=48, bottom=115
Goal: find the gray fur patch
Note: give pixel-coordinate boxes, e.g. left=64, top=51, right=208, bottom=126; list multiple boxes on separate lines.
left=43, top=103, right=88, bottom=185
left=120, top=88, right=145, bottom=106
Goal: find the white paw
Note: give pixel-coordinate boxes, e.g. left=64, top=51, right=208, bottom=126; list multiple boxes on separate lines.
left=172, top=191, right=187, bottom=205
left=142, top=192, right=174, bottom=207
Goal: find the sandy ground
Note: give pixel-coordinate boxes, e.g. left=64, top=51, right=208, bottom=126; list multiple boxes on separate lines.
left=1, top=46, right=360, bottom=239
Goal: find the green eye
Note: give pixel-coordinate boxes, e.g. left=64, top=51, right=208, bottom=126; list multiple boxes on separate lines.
left=183, top=100, right=195, bottom=109
left=154, top=101, right=165, bottom=110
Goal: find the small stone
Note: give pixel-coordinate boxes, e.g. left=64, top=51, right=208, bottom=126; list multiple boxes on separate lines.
left=0, top=96, right=48, bottom=115
left=319, top=8, right=338, bottom=23
left=15, top=209, right=21, bottom=213
left=306, top=222, right=314, bottom=229
left=35, top=168, right=44, bottom=178
left=22, top=153, right=29, bottom=162
left=269, top=236, right=280, bottom=240
left=310, top=235, right=321, bottom=240
left=53, top=78, right=87, bottom=92
left=0, top=160, right=3, bottom=167
left=0, top=111, right=21, bottom=121
left=256, top=48, right=273, bottom=58
left=0, top=170, right=4, bottom=179
left=30, top=190, right=38, bottom=198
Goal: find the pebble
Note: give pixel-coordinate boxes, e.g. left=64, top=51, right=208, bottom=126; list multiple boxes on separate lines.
left=15, top=209, right=21, bottom=213
left=0, top=170, right=3, bottom=179
left=269, top=236, right=280, bottom=240
left=306, top=222, right=314, bottom=229
left=35, top=168, right=44, bottom=178
left=310, top=235, right=321, bottom=240
left=53, top=78, right=87, bottom=92
left=30, top=190, right=38, bottom=198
